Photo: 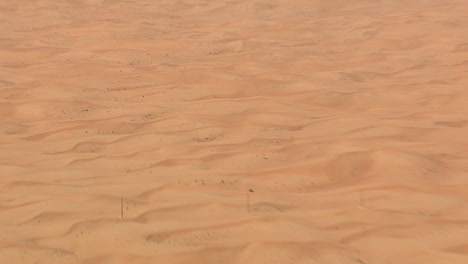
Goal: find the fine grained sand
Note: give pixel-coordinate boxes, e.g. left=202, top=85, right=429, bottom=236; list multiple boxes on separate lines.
left=1, top=0, right=468, bottom=263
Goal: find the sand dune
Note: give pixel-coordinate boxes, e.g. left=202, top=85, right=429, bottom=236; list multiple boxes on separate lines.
left=1, top=0, right=468, bottom=263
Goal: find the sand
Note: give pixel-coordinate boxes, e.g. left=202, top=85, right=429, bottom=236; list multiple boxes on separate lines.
left=1, top=0, right=468, bottom=263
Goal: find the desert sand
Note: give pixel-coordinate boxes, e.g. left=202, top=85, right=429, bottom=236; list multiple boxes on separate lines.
left=1, top=0, right=468, bottom=263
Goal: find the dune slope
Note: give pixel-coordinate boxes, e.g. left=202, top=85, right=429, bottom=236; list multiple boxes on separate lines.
left=1, top=0, right=468, bottom=263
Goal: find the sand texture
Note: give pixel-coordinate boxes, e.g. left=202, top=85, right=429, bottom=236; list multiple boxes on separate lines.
left=1, top=0, right=468, bottom=263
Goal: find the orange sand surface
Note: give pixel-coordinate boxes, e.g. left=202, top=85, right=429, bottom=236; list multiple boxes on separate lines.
left=1, top=1, right=468, bottom=263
